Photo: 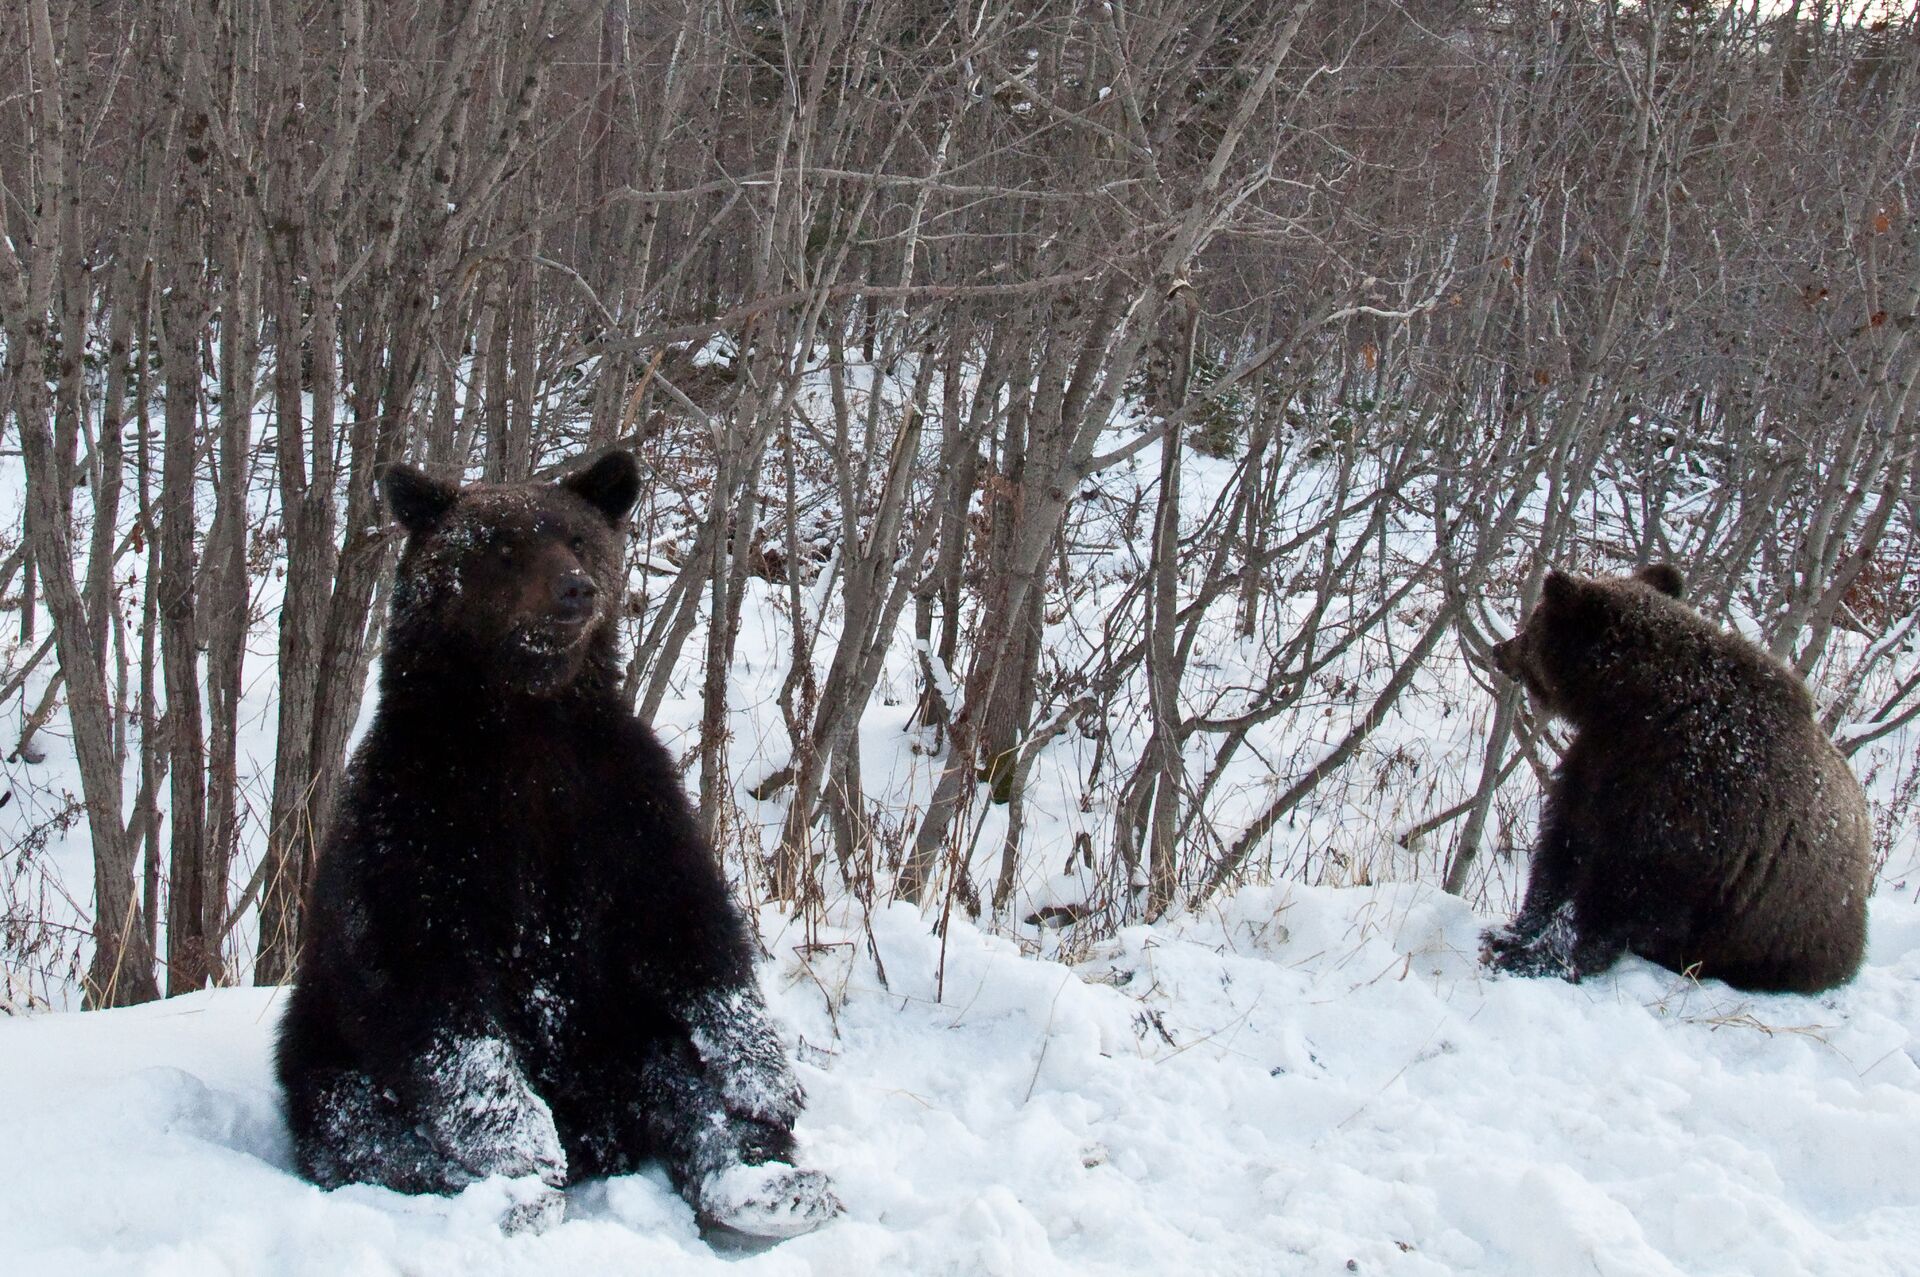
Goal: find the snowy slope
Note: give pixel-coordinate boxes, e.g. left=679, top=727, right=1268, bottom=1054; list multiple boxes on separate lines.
left=6, top=885, right=1918, bottom=1277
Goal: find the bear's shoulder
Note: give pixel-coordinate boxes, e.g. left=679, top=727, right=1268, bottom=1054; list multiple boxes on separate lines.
left=1574, top=577, right=1819, bottom=741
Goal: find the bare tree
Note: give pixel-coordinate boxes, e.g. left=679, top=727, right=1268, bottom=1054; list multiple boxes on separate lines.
left=1, top=0, right=1913, bottom=1002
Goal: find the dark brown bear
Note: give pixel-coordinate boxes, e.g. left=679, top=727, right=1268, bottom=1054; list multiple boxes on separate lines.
left=275, top=452, right=838, bottom=1237
left=1480, top=564, right=1872, bottom=993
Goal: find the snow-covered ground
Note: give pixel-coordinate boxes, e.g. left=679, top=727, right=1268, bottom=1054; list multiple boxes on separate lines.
left=4, top=352, right=1918, bottom=1273
left=6, top=883, right=1919, bottom=1276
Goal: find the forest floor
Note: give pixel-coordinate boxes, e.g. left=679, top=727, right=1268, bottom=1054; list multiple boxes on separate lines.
left=6, top=881, right=1920, bottom=1276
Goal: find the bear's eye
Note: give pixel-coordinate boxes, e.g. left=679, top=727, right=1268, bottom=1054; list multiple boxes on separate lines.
left=569, top=535, right=585, bottom=553
left=497, top=542, right=515, bottom=563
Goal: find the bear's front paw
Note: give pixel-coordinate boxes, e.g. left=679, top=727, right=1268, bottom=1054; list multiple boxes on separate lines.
left=697, top=1162, right=841, bottom=1239
left=1480, top=923, right=1577, bottom=981
left=721, top=1060, right=806, bottom=1128
left=686, top=989, right=807, bottom=1126
left=425, top=1035, right=568, bottom=1187
left=1479, top=924, right=1528, bottom=968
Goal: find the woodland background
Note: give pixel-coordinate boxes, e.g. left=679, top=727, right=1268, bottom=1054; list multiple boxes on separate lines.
left=1, top=0, right=1916, bottom=1009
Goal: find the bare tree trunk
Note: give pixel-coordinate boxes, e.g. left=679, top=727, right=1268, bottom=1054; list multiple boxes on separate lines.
left=158, top=149, right=212, bottom=993
left=0, top=0, right=158, bottom=1005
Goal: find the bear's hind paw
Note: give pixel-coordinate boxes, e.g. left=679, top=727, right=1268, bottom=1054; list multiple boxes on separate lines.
left=697, top=1162, right=841, bottom=1240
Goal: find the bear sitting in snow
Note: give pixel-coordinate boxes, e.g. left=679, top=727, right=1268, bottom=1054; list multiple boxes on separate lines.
left=1480, top=564, right=1872, bottom=993
left=276, top=451, right=838, bottom=1237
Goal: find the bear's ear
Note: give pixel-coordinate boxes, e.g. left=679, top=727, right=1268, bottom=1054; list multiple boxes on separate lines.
left=383, top=464, right=460, bottom=535
left=561, top=450, right=641, bottom=525
left=1541, top=569, right=1579, bottom=606
left=1634, top=562, right=1685, bottom=599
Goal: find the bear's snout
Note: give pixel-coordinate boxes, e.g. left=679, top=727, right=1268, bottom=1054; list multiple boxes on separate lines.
left=553, top=570, right=598, bottom=624
left=1489, top=636, right=1519, bottom=679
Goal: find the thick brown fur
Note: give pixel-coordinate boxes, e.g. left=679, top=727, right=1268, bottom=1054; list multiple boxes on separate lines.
left=1481, top=564, right=1873, bottom=993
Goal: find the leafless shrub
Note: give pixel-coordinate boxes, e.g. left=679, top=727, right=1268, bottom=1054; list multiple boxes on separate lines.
left=0, top=0, right=1913, bottom=1002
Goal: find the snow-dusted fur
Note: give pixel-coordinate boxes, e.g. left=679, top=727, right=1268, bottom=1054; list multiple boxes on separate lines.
left=1482, top=564, right=1873, bottom=992
left=275, top=452, right=835, bottom=1234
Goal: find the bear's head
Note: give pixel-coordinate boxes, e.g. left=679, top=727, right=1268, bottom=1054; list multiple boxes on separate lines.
left=1489, top=563, right=1686, bottom=723
left=380, top=451, right=641, bottom=697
